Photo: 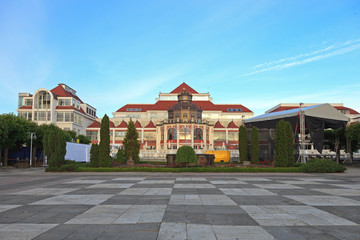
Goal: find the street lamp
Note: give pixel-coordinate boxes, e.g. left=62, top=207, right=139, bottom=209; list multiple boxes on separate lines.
left=30, top=132, right=36, bottom=167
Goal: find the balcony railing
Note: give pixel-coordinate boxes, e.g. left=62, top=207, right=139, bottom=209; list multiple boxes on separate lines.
left=161, top=119, right=209, bottom=124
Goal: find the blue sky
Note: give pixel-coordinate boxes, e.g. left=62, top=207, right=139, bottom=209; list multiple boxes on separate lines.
left=1, top=0, right=359, bottom=117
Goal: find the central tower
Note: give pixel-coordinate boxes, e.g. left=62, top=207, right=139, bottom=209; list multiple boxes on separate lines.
left=168, top=90, right=202, bottom=123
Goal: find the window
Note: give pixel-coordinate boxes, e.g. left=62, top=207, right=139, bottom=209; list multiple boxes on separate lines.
left=194, top=128, right=203, bottom=140
left=35, top=91, right=51, bottom=109
left=227, top=108, right=242, bottom=112
left=228, top=132, right=238, bottom=141
left=25, top=99, right=33, bottom=106
left=150, top=113, right=158, bottom=119
left=126, top=108, right=142, bottom=112
left=175, top=113, right=179, bottom=117
left=65, top=112, right=73, bottom=122
left=86, top=131, right=98, bottom=141
left=168, top=128, right=177, bottom=140
left=180, top=127, right=191, bottom=140
left=144, top=132, right=156, bottom=141
left=214, top=132, right=226, bottom=141
left=183, top=113, right=187, bottom=118
left=115, top=131, right=125, bottom=140
left=56, top=113, right=64, bottom=122
left=125, top=114, right=141, bottom=119
left=59, top=99, right=71, bottom=106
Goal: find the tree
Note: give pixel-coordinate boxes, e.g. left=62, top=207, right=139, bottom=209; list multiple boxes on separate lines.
left=43, top=125, right=66, bottom=168
left=175, top=145, right=197, bottom=167
left=123, top=119, right=140, bottom=163
left=238, top=125, right=248, bottom=164
left=284, top=121, right=294, bottom=167
left=324, top=128, right=346, bottom=163
left=115, top=149, right=125, bottom=163
left=64, top=130, right=77, bottom=142
left=77, top=134, right=91, bottom=144
left=275, top=120, right=288, bottom=167
left=98, top=114, right=111, bottom=167
left=345, top=123, right=360, bottom=163
left=0, top=114, right=30, bottom=167
left=250, top=126, right=259, bottom=164
left=90, top=143, right=99, bottom=167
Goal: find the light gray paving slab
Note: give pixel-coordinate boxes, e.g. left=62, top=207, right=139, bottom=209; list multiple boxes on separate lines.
left=279, top=181, right=321, bottom=185
left=296, top=178, right=338, bottom=182
left=330, top=184, right=360, bottom=189
left=176, top=177, right=207, bottom=181
left=212, top=225, right=275, bottom=240
left=66, top=205, right=131, bottom=224
left=119, top=188, right=172, bottom=195
left=0, top=223, right=57, bottom=240
left=253, top=184, right=303, bottom=189
left=209, top=180, right=247, bottom=184
left=219, top=188, right=277, bottom=196
left=30, top=194, right=113, bottom=205
left=236, top=177, right=271, bottom=181
left=112, top=177, right=145, bottom=181
left=284, top=195, right=360, bottom=206
left=241, top=205, right=357, bottom=226
left=11, top=188, right=77, bottom=195
left=139, top=180, right=175, bottom=184
left=0, top=205, right=22, bottom=213
left=199, top=195, right=237, bottom=206
left=87, top=183, right=134, bottom=188
left=64, top=180, right=107, bottom=184
left=187, top=224, right=216, bottom=240
left=169, top=195, right=202, bottom=205
left=174, top=184, right=215, bottom=188
left=158, top=222, right=187, bottom=240
left=312, top=188, right=360, bottom=196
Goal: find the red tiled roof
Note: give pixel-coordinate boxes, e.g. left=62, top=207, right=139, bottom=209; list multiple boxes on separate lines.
left=170, top=83, right=198, bottom=94
left=227, top=121, right=238, bottom=128
left=214, top=121, right=225, bottom=128
left=334, top=106, right=359, bottom=115
left=116, top=120, right=127, bottom=128
left=135, top=120, right=142, bottom=128
left=269, top=105, right=359, bottom=115
left=109, top=121, right=115, bottom=128
left=145, top=121, right=156, bottom=128
left=116, top=101, right=252, bottom=113
left=88, top=120, right=101, bottom=128
left=18, top=106, right=32, bottom=110
left=50, top=84, right=83, bottom=103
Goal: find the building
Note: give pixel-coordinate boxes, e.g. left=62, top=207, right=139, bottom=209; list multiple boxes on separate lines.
left=86, top=83, right=254, bottom=159
left=17, top=83, right=97, bottom=135
left=266, top=103, right=360, bottom=123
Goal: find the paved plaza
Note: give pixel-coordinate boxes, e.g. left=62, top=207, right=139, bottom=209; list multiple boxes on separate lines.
left=0, top=168, right=360, bottom=239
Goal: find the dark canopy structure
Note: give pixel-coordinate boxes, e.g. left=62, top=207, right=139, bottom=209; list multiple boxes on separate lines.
left=244, top=104, right=348, bottom=153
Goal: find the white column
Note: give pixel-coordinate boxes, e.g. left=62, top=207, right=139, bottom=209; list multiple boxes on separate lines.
left=112, top=129, right=115, bottom=145
left=226, top=129, right=229, bottom=144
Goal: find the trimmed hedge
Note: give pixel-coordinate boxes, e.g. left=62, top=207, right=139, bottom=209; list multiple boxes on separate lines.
left=176, top=146, right=197, bottom=165
left=301, top=158, right=346, bottom=173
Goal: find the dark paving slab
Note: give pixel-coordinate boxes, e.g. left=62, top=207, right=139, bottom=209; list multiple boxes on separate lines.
left=0, top=194, right=50, bottom=205
left=315, top=206, right=360, bottom=224
left=101, top=195, right=170, bottom=205
left=268, top=189, right=331, bottom=196
left=229, top=195, right=304, bottom=205
left=66, top=188, right=125, bottom=195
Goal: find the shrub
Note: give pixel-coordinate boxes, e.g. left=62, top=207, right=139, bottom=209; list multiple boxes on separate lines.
left=238, top=125, right=248, bottom=164
left=302, top=158, right=346, bottom=173
left=90, top=143, right=99, bottom=167
left=250, top=126, right=259, bottom=164
left=98, top=114, right=112, bottom=167
left=43, top=125, right=66, bottom=168
left=123, top=119, right=140, bottom=163
left=176, top=146, right=197, bottom=167
left=114, top=149, right=125, bottom=163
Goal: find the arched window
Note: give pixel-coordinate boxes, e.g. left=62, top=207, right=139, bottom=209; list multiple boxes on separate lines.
left=180, top=127, right=191, bottom=140
left=194, top=128, right=203, bottom=140
left=35, top=91, right=51, bottom=109
left=168, top=128, right=177, bottom=140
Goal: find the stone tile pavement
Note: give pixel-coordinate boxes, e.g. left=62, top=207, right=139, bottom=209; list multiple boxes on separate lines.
left=0, top=168, right=360, bottom=239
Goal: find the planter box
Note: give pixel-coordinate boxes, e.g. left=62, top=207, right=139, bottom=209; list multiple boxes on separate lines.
left=166, top=154, right=215, bottom=168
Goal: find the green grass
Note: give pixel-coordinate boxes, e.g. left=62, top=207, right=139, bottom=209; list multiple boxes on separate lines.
left=75, top=166, right=304, bottom=173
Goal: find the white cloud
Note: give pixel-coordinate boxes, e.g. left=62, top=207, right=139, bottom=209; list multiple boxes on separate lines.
left=240, top=39, right=360, bottom=78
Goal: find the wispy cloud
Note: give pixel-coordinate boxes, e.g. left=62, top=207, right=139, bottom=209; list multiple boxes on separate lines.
left=240, top=39, right=360, bottom=78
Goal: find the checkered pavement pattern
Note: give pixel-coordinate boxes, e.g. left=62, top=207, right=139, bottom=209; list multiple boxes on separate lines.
left=0, top=175, right=360, bottom=239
